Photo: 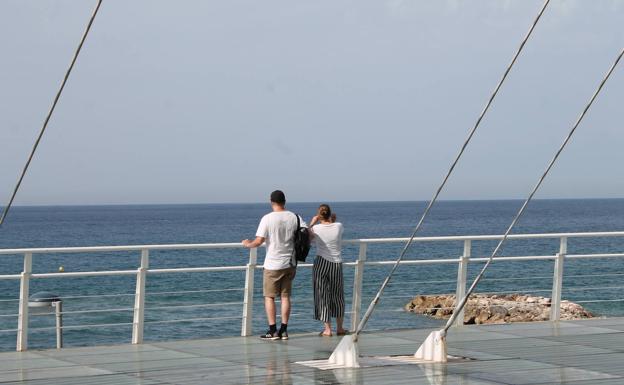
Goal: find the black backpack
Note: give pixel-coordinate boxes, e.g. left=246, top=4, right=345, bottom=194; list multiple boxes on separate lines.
left=292, top=213, right=311, bottom=263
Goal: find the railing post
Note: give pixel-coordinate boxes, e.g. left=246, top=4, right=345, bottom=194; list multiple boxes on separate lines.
left=350, top=243, right=367, bottom=331
left=16, top=253, right=32, bottom=352
left=454, top=240, right=470, bottom=327
left=241, top=247, right=257, bottom=336
left=132, top=249, right=149, bottom=344
left=550, top=237, right=567, bottom=321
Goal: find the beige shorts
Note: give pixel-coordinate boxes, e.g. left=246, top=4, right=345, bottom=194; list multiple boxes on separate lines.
left=263, top=267, right=296, bottom=298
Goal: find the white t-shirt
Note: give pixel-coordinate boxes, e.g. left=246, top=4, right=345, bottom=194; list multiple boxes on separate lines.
left=312, top=222, right=344, bottom=263
left=256, top=211, right=307, bottom=270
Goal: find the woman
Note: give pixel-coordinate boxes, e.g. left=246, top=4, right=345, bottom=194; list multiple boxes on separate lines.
left=309, top=204, right=347, bottom=336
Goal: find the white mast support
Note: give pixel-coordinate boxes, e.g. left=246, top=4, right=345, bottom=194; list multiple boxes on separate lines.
left=132, top=249, right=149, bottom=344
left=328, top=334, right=360, bottom=368
left=550, top=237, right=567, bottom=321
left=241, top=247, right=257, bottom=336
left=350, top=243, right=367, bottom=332
left=453, top=240, right=471, bottom=327
left=415, top=330, right=447, bottom=362
left=16, top=253, right=32, bottom=352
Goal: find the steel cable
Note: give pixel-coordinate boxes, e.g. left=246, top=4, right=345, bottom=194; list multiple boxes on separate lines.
left=0, top=0, right=103, bottom=226
left=444, top=46, right=624, bottom=333
left=352, top=0, right=551, bottom=340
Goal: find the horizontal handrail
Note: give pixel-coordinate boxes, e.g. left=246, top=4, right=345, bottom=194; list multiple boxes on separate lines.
left=1, top=255, right=623, bottom=281
left=54, top=308, right=134, bottom=316
left=148, top=266, right=247, bottom=274
left=147, top=288, right=244, bottom=295
left=32, top=270, right=137, bottom=278
left=147, top=302, right=243, bottom=311
left=567, top=253, right=624, bottom=259
left=30, top=322, right=134, bottom=331
left=144, top=315, right=242, bottom=324
left=343, top=231, right=624, bottom=243
left=0, top=275, right=20, bottom=280
left=0, top=242, right=245, bottom=255
left=2, top=230, right=624, bottom=256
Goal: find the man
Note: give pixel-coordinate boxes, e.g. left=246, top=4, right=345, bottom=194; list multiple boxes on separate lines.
left=242, top=190, right=306, bottom=340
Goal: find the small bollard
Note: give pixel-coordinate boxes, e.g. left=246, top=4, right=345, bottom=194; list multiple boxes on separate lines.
left=29, top=291, right=63, bottom=349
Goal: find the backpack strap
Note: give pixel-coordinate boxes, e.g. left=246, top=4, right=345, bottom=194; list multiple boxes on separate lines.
left=290, top=213, right=300, bottom=268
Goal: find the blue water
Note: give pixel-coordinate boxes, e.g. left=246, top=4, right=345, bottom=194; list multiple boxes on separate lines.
left=1, top=199, right=624, bottom=351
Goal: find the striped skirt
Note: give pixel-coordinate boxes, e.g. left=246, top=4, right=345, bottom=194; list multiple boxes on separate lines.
left=312, top=255, right=345, bottom=322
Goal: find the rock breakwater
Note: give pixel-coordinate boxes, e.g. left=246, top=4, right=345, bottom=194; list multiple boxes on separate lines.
left=405, top=294, right=594, bottom=324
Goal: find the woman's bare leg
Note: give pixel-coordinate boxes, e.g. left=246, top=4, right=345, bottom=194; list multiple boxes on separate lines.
left=336, top=317, right=347, bottom=334
left=322, top=321, right=332, bottom=336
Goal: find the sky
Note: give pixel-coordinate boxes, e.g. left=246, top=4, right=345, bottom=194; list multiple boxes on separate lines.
left=0, top=0, right=623, bottom=205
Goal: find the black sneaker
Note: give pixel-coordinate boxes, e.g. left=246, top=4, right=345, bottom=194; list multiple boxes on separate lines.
left=260, top=330, right=280, bottom=340
left=278, top=330, right=288, bottom=340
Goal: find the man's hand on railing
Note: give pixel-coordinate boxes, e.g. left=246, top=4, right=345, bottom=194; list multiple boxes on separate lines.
left=242, top=237, right=265, bottom=248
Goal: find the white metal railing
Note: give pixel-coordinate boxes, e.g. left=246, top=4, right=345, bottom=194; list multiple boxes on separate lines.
left=1, top=230, right=624, bottom=351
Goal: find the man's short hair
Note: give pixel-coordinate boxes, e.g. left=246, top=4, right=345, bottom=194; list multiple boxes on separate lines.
left=270, top=190, right=286, bottom=205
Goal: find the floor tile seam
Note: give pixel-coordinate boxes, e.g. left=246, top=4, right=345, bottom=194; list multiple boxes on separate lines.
left=28, top=353, right=205, bottom=368
left=141, top=342, right=288, bottom=361
left=0, top=357, right=75, bottom=366
left=448, top=338, right=570, bottom=348
left=445, top=361, right=565, bottom=376
left=517, top=349, right=623, bottom=361
left=443, top=356, right=558, bottom=369
left=500, top=329, right=624, bottom=340
left=48, top=361, right=192, bottom=385
left=514, top=375, right=624, bottom=385
left=84, top=358, right=283, bottom=378
left=31, top=345, right=166, bottom=359
left=22, top=357, right=202, bottom=370
left=0, top=370, right=133, bottom=384
left=0, top=356, right=110, bottom=374
left=411, top=371, right=512, bottom=385
left=119, top=371, right=186, bottom=385
left=153, top=347, right=314, bottom=360
left=34, top=349, right=201, bottom=365
left=446, top=333, right=546, bottom=343
left=0, top=352, right=49, bottom=359
left=287, top=367, right=454, bottom=383
left=540, top=330, right=624, bottom=341
left=476, top=359, right=620, bottom=380
left=536, top=338, right=624, bottom=353
left=518, top=354, right=624, bottom=376
left=452, top=346, right=617, bottom=358
left=93, top=359, right=255, bottom=375
left=130, top=369, right=300, bottom=384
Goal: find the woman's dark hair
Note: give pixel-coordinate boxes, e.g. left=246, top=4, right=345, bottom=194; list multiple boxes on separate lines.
left=318, top=204, right=332, bottom=221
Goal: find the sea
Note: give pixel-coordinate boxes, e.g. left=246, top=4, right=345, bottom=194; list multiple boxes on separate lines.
left=1, top=199, right=624, bottom=351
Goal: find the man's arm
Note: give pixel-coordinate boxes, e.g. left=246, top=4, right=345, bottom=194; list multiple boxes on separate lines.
left=242, top=236, right=265, bottom=248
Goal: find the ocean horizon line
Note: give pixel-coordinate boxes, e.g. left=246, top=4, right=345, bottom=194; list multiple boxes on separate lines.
left=6, top=196, right=624, bottom=209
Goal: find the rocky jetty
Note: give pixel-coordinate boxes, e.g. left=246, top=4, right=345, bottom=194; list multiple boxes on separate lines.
left=405, top=294, right=594, bottom=324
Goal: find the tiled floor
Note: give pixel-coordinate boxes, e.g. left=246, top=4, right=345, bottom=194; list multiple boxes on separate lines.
left=1, top=318, right=623, bottom=384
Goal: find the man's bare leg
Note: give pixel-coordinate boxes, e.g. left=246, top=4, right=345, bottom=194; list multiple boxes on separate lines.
left=265, top=297, right=276, bottom=325
left=280, top=295, right=291, bottom=324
